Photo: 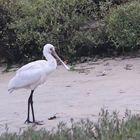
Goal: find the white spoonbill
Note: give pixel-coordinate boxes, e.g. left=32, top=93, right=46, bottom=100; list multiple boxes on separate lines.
left=8, top=44, right=69, bottom=125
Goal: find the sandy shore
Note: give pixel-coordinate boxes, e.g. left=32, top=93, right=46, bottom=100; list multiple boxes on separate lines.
left=0, top=57, right=140, bottom=133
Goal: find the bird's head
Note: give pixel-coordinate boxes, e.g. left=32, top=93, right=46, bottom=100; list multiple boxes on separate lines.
left=43, top=44, right=70, bottom=70
left=43, top=44, right=55, bottom=55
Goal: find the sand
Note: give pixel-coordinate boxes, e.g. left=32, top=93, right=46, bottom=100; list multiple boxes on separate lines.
left=0, top=57, right=140, bottom=133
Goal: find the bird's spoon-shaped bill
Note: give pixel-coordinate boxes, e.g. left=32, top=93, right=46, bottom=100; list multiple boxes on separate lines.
left=52, top=50, right=70, bottom=70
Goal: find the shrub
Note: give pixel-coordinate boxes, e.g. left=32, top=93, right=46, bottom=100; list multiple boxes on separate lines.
left=9, top=0, right=100, bottom=63
left=106, top=1, right=140, bottom=52
left=0, top=0, right=20, bottom=64
left=1, top=0, right=139, bottom=64
left=0, top=0, right=113, bottom=64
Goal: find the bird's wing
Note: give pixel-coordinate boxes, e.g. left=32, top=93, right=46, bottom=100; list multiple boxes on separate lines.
left=16, top=62, right=39, bottom=74
left=8, top=67, right=43, bottom=91
left=9, top=61, right=46, bottom=90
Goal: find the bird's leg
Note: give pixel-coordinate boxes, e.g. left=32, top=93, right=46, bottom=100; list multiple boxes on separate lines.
left=30, top=90, right=35, bottom=122
left=25, top=90, right=43, bottom=125
left=30, top=91, right=42, bottom=125
left=25, top=90, right=34, bottom=124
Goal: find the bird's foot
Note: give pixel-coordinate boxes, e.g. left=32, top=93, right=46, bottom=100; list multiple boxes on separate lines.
left=25, top=120, right=44, bottom=125
left=24, top=119, right=33, bottom=124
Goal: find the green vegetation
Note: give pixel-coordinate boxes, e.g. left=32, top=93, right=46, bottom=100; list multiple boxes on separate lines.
left=1, top=109, right=140, bottom=140
left=0, top=0, right=139, bottom=64
left=106, top=1, right=140, bottom=53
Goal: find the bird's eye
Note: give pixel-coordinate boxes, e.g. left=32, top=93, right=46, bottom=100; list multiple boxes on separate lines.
left=50, top=48, right=54, bottom=53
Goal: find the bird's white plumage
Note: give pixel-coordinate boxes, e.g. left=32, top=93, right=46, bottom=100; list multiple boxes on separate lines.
left=8, top=44, right=70, bottom=124
left=8, top=44, right=69, bottom=93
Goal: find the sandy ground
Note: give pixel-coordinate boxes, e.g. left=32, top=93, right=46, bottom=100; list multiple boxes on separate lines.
left=0, top=57, right=140, bottom=133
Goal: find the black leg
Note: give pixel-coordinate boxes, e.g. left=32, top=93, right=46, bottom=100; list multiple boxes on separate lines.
left=25, top=90, right=43, bottom=125
left=25, top=90, right=34, bottom=124
left=30, top=90, right=35, bottom=122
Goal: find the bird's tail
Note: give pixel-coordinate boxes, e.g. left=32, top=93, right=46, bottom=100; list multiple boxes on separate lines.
left=8, top=88, right=14, bottom=93
left=8, top=77, right=16, bottom=93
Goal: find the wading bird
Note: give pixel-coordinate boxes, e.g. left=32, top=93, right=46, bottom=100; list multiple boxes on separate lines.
left=8, top=44, right=69, bottom=125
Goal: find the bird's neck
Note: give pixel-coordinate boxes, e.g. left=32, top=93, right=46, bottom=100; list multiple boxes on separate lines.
left=45, top=53, right=57, bottom=67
